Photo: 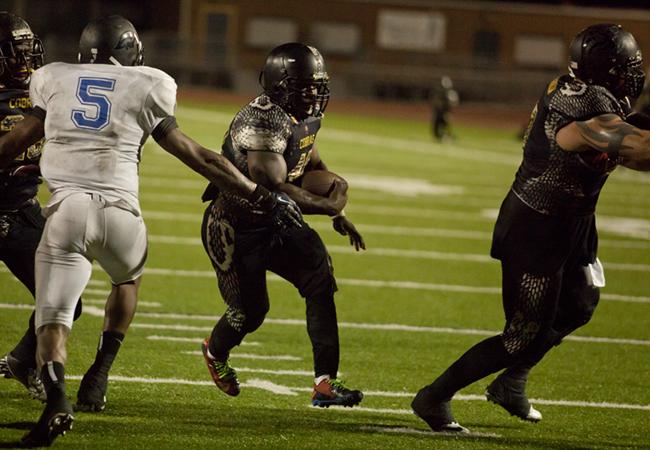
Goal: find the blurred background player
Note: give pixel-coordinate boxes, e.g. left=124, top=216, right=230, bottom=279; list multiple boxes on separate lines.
left=200, top=42, right=365, bottom=408
left=430, top=75, right=459, bottom=142
left=412, top=23, right=650, bottom=432
left=0, top=15, right=300, bottom=447
left=0, top=11, right=84, bottom=402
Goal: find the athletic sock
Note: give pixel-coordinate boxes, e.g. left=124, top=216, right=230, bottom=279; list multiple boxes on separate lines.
left=426, top=335, right=514, bottom=401
left=87, top=331, right=124, bottom=378
left=41, top=361, right=66, bottom=399
left=315, top=374, right=330, bottom=385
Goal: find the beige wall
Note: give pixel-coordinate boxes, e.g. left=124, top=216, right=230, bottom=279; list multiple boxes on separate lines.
left=185, top=0, right=650, bottom=101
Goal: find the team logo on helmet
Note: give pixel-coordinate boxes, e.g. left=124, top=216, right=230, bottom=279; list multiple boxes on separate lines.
left=116, top=31, right=138, bottom=50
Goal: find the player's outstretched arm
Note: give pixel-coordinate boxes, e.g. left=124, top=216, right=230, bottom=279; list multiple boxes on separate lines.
left=156, top=127, right=256, bottom=195
left=0, top=115, right=44, bottom=168
left=157, top=127, right=302, bottom=229
left=556, top=113, right=650, bottom=170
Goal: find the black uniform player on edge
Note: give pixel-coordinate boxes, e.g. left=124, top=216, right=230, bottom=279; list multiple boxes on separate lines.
left=0, top=11, right=82, bottom=402
left=412, top=24, right=650, bottom=433
left=200, top=43, right=366, bottom=408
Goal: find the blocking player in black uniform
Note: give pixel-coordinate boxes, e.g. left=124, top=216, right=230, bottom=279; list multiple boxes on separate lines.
left=412, top=23, right=650, bottom=432
left=200, top=42, right=366, bottom=407
left=0, top=11, right=53, bottom=401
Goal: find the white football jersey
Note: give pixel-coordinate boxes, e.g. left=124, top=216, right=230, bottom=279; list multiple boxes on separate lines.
left=30, top=62, right=177, bottom=214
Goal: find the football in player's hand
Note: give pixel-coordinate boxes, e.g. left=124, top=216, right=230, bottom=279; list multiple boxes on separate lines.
left=300, top=170, right=348, bottom=196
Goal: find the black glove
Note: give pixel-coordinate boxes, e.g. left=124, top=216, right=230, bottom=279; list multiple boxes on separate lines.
left=250, top=185, right=303, bottom=230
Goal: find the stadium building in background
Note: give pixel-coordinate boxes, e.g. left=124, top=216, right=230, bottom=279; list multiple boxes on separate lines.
left=4, top=0, right=650, bottom=104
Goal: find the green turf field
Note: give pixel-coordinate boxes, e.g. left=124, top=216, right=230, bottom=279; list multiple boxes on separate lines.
left=1, top=100, right=649, bottom=449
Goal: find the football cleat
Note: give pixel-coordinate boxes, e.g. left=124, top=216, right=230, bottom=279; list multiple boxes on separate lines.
left=411, top=387, right=469, bottom=433
left=74, top=370, right=107, bottom=412
left=0, top=353, right=46, bottom=402
left=21, top=393, right=74, bottom=447
left=486, top=374, right=542, bottom=423
left=311, top=378, right=363, bottom=408
left=201, top=338, right=240, bottom=396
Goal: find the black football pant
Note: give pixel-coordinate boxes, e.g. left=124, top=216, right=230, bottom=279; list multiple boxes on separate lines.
left=1, top=202, right=81, bottom=368
left=498, top=261, right=600, bottom=381
left=202, top=212, right=339, bottom=378
left=1, top=203, right=44, bottom=367
left=422, top=256, right=600, bottom=401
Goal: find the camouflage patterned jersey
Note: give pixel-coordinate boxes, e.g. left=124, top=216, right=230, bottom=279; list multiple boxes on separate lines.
left=0, top=88, right=42, bottom=210
left=513, top=75, right=625, bottom=216
left=203, top=93, right=320, bottom=226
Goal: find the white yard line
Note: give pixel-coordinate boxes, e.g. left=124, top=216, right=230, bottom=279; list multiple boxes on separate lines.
left=119, top=314, right=650, bottom=347
left=63, top=373, right=650, bottom=412
left=2, top=265, right=650, bottom=303
left=144, top=232, right=650, bottom=274
left=146, top=335, right=260, bottom=346
left=140, top=209, right=650, bottom=251
left=183, top=350, right=301, bottom=361
left=80, top=299, right=162, bottom=308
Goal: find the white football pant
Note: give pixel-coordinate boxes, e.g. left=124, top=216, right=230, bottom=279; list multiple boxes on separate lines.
left=35, top=192, right=147, bottom=329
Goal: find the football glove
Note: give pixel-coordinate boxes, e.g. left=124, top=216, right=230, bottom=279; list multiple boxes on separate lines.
left=250, top=185, right=303, bottom=230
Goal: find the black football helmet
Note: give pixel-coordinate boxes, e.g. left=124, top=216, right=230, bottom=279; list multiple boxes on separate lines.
left=0, top=12, right=44, bottom=89
left=78, top=15, right=144, bottom=66
left=569, top=23, right=645, bottom=99
left=260, top=42, right=330, bottom=120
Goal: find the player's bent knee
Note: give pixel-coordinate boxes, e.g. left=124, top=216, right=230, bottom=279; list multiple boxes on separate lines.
left=243, top=305, right=269, bottom=333
left=572, top=285, right=600, bottom=326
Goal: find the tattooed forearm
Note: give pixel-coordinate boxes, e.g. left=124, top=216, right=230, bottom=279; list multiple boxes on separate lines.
left=575, top=114, right=641, bottom=154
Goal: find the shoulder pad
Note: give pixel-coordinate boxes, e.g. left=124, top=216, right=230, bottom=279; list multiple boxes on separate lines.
left=549, top=79, right=623, bottom=121
left=230, top=95, right=292, bottom=154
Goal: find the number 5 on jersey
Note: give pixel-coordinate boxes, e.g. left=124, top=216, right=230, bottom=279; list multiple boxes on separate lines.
left=71, top=77, right=115, bottom=130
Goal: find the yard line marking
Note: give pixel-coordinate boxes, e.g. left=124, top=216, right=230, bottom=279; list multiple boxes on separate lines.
left=236, top=367, right=314, bottom=376
left=81, top=299, right=162, bottom=308
left=2, top=265, right=650, bottom=303
left=146, top=335, right=260, bottom=346
left=132, top=323, right=211, bottom=332
left=64, top=373, right=650, bottom=411
left=124, top=316, right=650, bottom=346
left=145, top=233, right=650, bottom=274
left=183, top=350, right=301, bottom=361
left=83, top=288, right=110, bottom=296
left=140, top=209, right=650, bottom=250
left=140, top=193, right=490, bottom=222
left=246, top=378, right=298, bottom=395
left=359, top=425, right=501, bottom=439
left=86, top=279, right=107, bottom=287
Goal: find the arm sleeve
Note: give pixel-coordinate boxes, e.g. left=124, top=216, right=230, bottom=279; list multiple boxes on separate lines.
left=28, top=67, right=48, bottom=112
left=142, top=75, right=177, bottom=135
left=151, top=116, right=178, bottom=142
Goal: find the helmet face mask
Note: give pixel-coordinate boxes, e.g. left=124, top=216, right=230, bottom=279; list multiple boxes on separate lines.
left=0, top=13, right=44, bottom=89
left=78, top=15, right=144, bottom=67
left=569, top=23, right=646, bottom=100
left=285, top=77, right=330, bottom=119
left=260, top=43, right=330, bottom=120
